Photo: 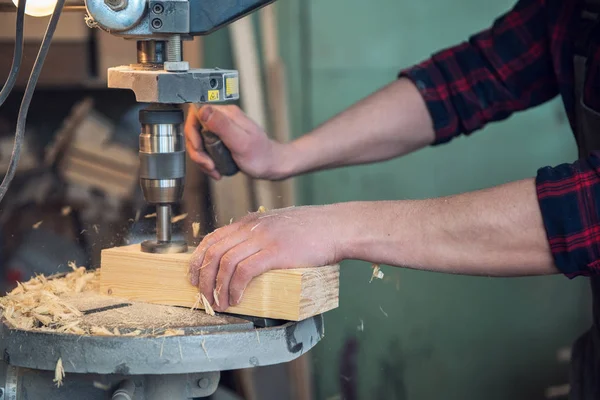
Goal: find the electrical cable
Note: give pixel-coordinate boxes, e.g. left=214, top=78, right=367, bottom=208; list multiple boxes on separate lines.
left=0, top=0, right=66, bottom=203
left=0, top=0, right=26, bottom=107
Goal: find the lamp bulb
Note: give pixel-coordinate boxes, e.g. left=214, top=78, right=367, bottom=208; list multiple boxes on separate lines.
left=12, top=0, right=58, bottom=17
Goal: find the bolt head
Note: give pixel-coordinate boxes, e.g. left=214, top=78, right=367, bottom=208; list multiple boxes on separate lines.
left=197, top=378, right=210, bottom=389
left=104, top=0, right=127, bottom=11
left=152, top=3, right=164, bottom=14
left=151, top=18, right=163, bottom=29
left=164, top=61, right=189, bottom=72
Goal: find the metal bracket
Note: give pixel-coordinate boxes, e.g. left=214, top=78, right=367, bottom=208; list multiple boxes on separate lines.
left=108, top=67, right=240, bottom=104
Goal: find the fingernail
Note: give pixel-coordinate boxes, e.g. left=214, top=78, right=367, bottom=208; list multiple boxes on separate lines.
left=200, top=106, right=213, bottom=123
left=234, top=290, right=244, bottom=305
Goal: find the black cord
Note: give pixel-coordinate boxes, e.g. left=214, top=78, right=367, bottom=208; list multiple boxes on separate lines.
left=0, top=0, right=26, bottom=107
left=0, top=0, right=66, bottom=203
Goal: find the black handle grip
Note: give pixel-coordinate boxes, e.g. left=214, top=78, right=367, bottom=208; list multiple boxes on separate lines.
left=201, top=129, right=239, bottom=176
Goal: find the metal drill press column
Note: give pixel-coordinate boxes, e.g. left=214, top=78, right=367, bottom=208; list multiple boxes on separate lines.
left=139, top=106, right=187, bottom=254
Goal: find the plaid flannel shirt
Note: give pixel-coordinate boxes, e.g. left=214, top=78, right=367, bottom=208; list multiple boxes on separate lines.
left=400, top=0, right=600, bottom=277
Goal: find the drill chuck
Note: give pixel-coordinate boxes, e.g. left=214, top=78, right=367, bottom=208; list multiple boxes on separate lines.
left=139, top=106, right=187, bottom=254
left=139, top=107, right=185, bottom=204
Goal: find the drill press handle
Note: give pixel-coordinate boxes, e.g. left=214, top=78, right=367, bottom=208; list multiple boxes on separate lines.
left=201, top=129, right=239, bottom=177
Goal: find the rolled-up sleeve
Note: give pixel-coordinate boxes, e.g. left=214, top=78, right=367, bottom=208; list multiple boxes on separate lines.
left=399, top=0, right=558, bottom=145
left=536, top=152, right=600, bottom=278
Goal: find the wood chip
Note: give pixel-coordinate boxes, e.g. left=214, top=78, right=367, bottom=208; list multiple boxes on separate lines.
left=160, top=329, right=185, bottom=337
left=379, top=306, right=388, bottom=318
left=171, top=213, right=188, bottom=223
left=370, top=264, right=384, bottom=283
left=123, top=329, right=142, bottom=337
left=213, top=289, right=220, bottom=308
left=32, top=220, right=43, bottom=229
left=53, top=358, right=65, bottom=387
left=61, top=206, right=72, bottom=216
left=90, top=326, right=114, bottom=336
left=201, top=339, right=210, bottom=360
left=201, top=294, right=215, bottom=316
left=257, top=206, right=267, bottom=213
left=192, top=222, right=201, bottom=238
left=93, top=381, right=110, bottom=390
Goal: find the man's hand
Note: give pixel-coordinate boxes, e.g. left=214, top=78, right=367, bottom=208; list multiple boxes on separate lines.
left=188, top=205, right=342, bottom=312
left=184, top=104, right=291, bottom=180
left=188, top=179, right=559, bottom=313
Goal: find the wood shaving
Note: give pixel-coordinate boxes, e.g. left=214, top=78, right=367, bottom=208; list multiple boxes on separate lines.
left=0, top=267, right=99, bottom=335
left=257, top=206, right=267, bottom=213
left=213, top=289, right=220, bottom=308
left=192, top=222, right=201, bottom=238
left=201, top=339, right=210, bottom=361
left=113, top=327, right=120, bottom=336
left=61, top=206, right=72, bottom=216
left=54, top=358, right=65, bottom=387
left=159, top=329, right=185, bottom=337
left=32, top=220, right=43, bottom=229
left=201, top=294, right=215, bottom=316
left=370, top=264, right=384, bottom=283
left=68, top=261, right=77, bottom=271
left=93, top=224, right=99, bottom=233
left=379, top=306, right=388, bottom=318
left=357, top=319, right=364, bottom=332
left=90, top=326, right=114, bottom=336
left=123, top=329, right=142, bottom=337
left=144, top=213, right=157, bottom=219
left=171, top=213, right=188, bottom=223
left=93, top=381, right=110, bottom=390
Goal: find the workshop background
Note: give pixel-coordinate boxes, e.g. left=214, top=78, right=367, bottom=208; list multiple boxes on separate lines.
left=0, top=0, right=591, bottom=399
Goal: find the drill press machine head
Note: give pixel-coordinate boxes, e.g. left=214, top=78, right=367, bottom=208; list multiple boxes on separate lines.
left=83, top=0, right=274, bottom=253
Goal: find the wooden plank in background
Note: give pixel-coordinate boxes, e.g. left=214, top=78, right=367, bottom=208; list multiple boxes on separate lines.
left=229, top=16, right=279, bottom=212
left=100, top=244, right=339, bottom=321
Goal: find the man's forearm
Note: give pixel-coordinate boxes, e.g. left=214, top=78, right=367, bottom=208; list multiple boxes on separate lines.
left=337, top=179, right=558, bottom=276
left=276, top=78, right=436, bottom=179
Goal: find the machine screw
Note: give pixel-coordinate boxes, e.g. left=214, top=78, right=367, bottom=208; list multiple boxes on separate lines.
left=104, top=0, right=127, bottom=11
left=151, top=18, right=163, bottom=29
left=197, top=378, right=210, bottom=389
left=152, top=3, right=163, bottom=14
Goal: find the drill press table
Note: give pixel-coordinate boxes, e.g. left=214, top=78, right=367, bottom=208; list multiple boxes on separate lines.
left=0, top=291, right=324, bottom=399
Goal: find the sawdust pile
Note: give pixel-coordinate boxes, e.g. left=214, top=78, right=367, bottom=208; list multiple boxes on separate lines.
left=0, top=264, right=220, bottom=337
left=0, top=264, right=99, bottom=334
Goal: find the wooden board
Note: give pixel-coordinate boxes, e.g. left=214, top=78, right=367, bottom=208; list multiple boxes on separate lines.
left=100, top=244, right=340, bottom=321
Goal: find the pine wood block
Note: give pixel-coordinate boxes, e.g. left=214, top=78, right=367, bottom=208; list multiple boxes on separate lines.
left=100, top=244, right=340, bottom=321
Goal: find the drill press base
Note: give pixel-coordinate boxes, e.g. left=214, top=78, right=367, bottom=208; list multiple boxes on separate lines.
left=141, top=239, right=188, bottom=254
left=0, top=290, right=324, bottom=399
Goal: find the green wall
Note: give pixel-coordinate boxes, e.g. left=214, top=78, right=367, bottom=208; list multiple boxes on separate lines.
left=206, top=0, right=593, bottom=398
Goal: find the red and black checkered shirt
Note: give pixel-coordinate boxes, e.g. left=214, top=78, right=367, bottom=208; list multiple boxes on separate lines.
left=400, top=0, right=600, bottom=278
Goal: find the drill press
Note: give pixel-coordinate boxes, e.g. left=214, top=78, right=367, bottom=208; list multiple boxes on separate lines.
left=82, top=0, right=273, bottom=253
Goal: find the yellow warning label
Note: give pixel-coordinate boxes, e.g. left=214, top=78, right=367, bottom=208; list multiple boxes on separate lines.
left=208, top=90, right=220, bottom=101
left=226, top=77, right=239, bottom=97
